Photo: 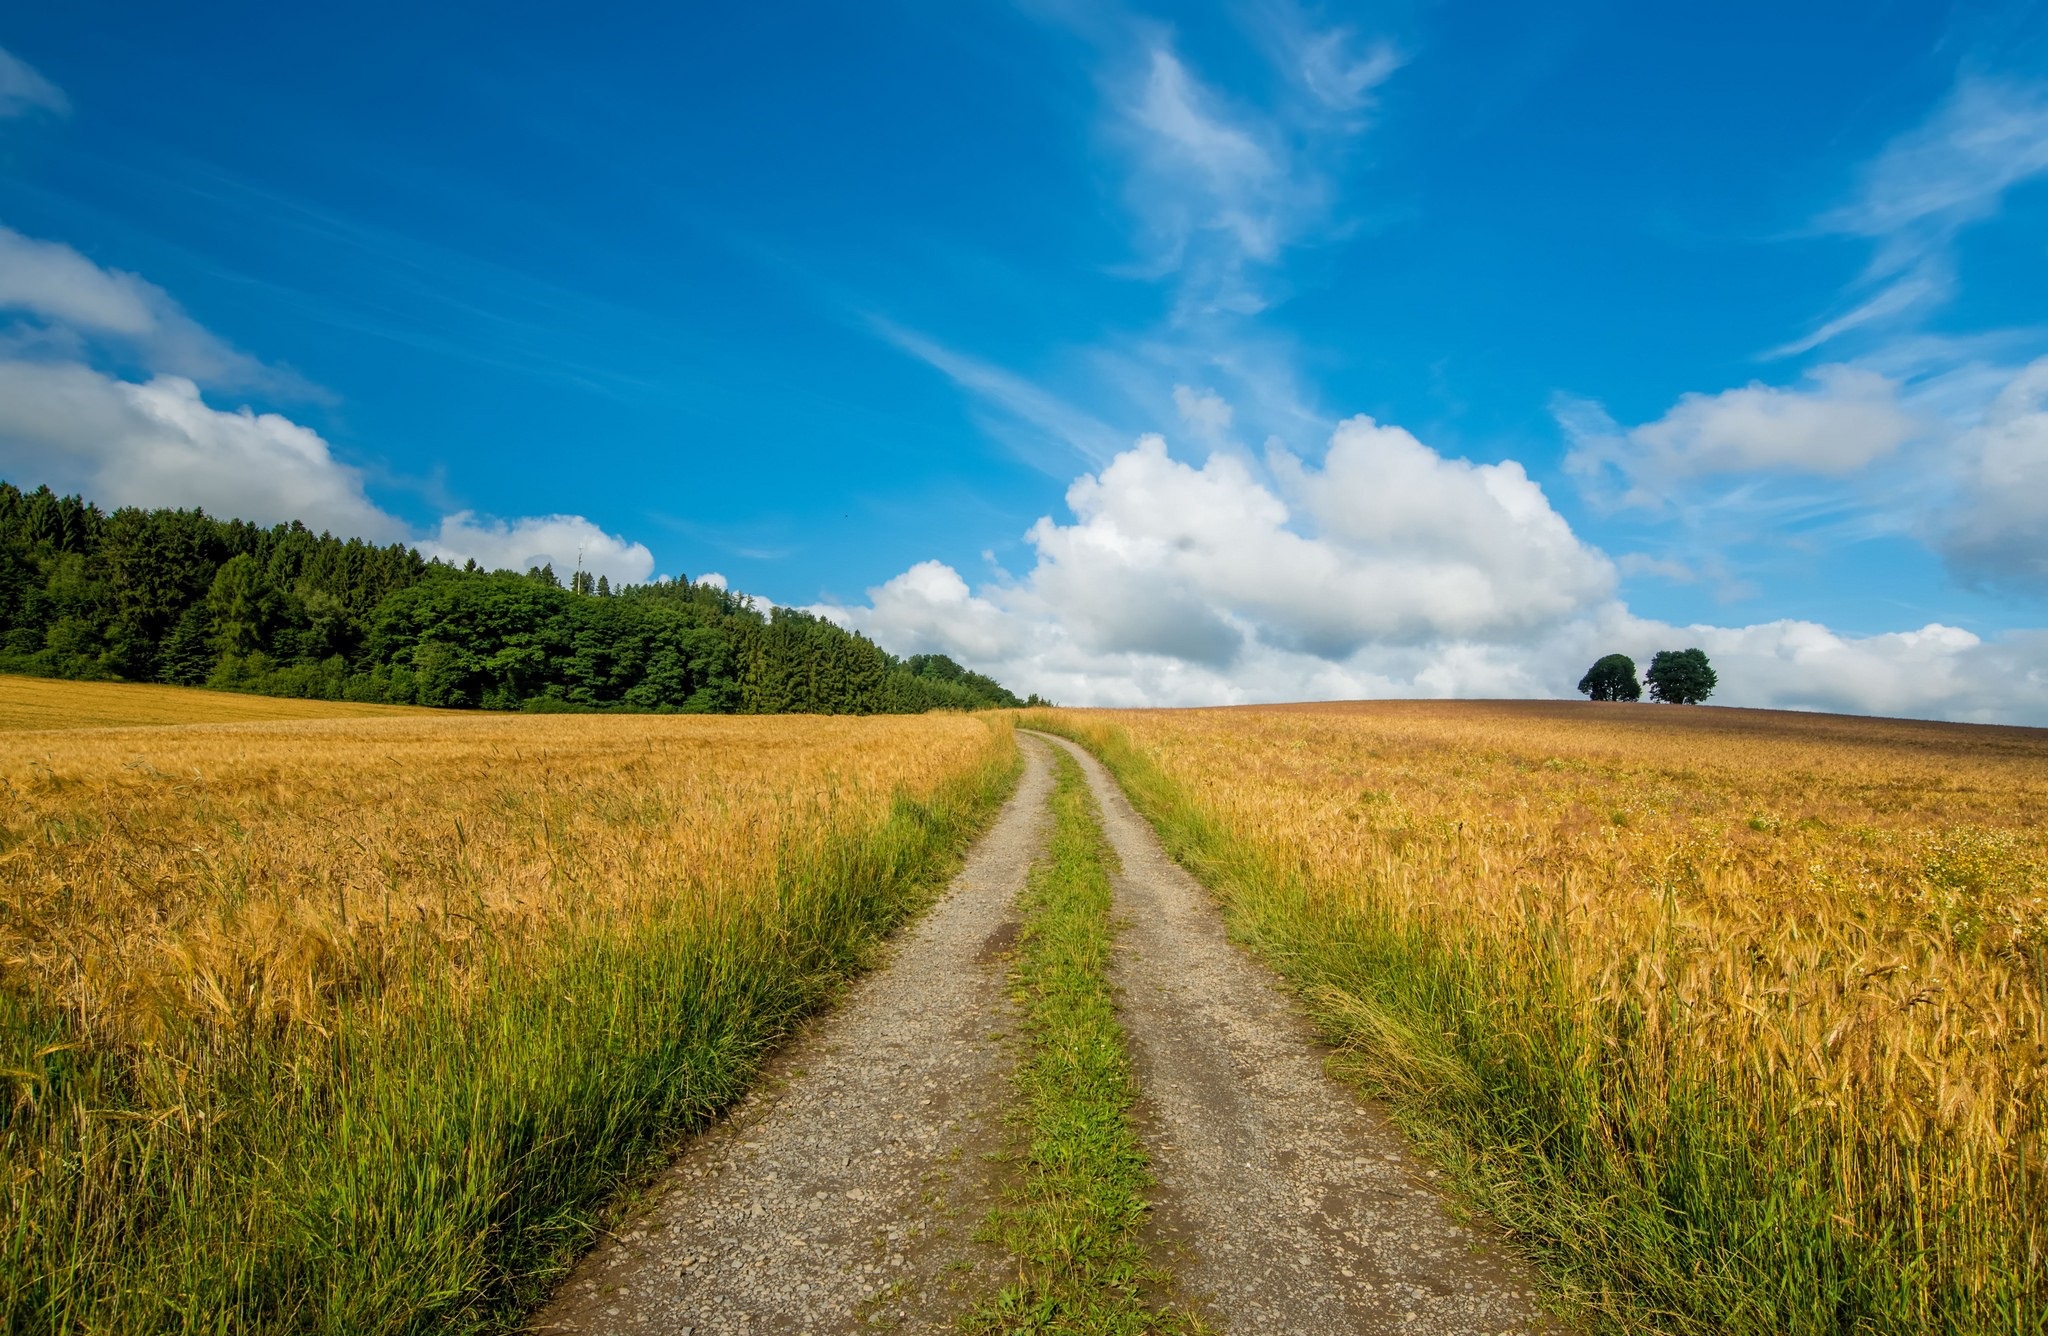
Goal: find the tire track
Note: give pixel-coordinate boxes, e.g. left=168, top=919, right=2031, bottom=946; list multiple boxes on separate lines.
left=1030, top=730, right=1561, bottom=1336
left=530, top=737, right=1055, bottom=1335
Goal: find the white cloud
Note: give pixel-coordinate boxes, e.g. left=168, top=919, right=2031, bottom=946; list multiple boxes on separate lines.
left=1943, top=354, right=2048, bottom=590
left=1768, top=258, right=1955, bottom=359
left=0, top=47, right=67, bottom=119
left=0, top=225, right=291, bottom=391
left=1128, top=46, right=1288, bottom=268
left=1564, top=365, right=1920, bottom=506
left=881, top=6, right=1390, bottom=471
left=0, top=362, right=400, bottom=538
left=1824, top=76, right=2048, bottom=256
left=1172, top=383, right=1233, bottom=439
left=1019, top=425, right=1612, bottom=663
left=822, top=420, right=2048, bottom=725
left=0, top=223, right=661, bottom=586
left=0, top=228, right=157, bottom=335
left=1785, top=75, right=2048, bottom=353
left=871, top=318, right=1124, bottom=473
left=1285, top=26, right=1401, bottom=114
left=420, top=512, right=655, bottom=586
left=823, top=422, right=1606, bottom=690
left=0, top=358, right=659, bottom=584
left=1105, top=17, right=1392, bottom=317
left=1617, top=553, right=1696, bottom=583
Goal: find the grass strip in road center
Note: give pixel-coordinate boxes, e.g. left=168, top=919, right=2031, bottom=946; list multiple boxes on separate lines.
left=967, top=747, right=1202, bottom=1336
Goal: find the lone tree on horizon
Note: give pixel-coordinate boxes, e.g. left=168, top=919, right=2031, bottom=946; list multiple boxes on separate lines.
left=1577, top=653, right=1642, bottom=702
left=1646, top=648, right=1717, bottom=704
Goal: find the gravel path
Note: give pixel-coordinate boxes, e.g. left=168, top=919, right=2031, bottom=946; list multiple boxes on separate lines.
left=535, top=730, right=1563, bottom=1334
left=530, top=738, right=1055, bottom=1336
left=1031, top=731, right=1560, bottom=1336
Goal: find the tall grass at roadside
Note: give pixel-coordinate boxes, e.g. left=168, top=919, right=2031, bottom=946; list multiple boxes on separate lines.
left=1, top=706, right=1015, bottom=1334
left=1027, top=703, right=2048, bottom=1335
left=970, top=747, right=1199, bottom=1336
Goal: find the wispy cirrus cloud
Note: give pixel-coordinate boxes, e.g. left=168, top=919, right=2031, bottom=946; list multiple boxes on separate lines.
left=1776, top=74, right=2048, bottom=356
left=870, top=317, right=1126, bottom=473
left=1107, top=16, right=1399, bottom=318
left=1249, top=3, right=1402, bottom=119
left=0, top=46, right=67, bottom=120
left=877, top=4, right=1398, bottom=472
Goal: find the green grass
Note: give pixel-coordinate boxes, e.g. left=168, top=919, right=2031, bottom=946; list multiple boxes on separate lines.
left=1025, top=715, right=2046, bottom=1336
left=0, top=751, right=1018, bottom=1336
left=967, top=747, right=1201, bottom=1336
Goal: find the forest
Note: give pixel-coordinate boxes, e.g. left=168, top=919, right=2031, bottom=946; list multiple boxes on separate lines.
left=0, top=482, right=1028, bottom=713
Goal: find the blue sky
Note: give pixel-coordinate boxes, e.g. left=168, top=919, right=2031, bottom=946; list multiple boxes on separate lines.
left=3, top=2, right=2048, bottom=719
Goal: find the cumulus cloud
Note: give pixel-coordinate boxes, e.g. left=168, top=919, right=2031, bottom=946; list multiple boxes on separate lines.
left=0, top=221, right=660, bottom=585
left=1943, top=354, right=2048, bottom=590
left=0, top=225, right=295, bottom=391
left=0, top=47, right=67, bottom=119
left=1670, top=618, right=2048, bottom=723
left=0, top=223, right=303, bottom=391
left=822, top=420, right=2048, bottom=725
left=0, top=362, right=401, bottom=538
left=0, top=358, right=659, bottom=581
left=419, top=512, right=655, bottom=585
left=1563, top=365, right=1920, bottom=506
left=823, top=423, right=1606, bottom=695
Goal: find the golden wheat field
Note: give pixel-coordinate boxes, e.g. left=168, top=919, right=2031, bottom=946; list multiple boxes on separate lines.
left=1035, top=700, right=2048, bottom=1331
left=0, top=676, right=1015, bottom=1333
left=2, top=700, right=1002, bottom=1045
left=0, top=672, right=427, bottom=730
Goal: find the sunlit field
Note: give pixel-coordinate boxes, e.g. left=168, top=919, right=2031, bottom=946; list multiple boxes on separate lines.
left=0, top=672, right=426, bottom=730
left=0, top=679, right=1015, bottom=1334
left=1032, top=701, right=2048, bottom=1334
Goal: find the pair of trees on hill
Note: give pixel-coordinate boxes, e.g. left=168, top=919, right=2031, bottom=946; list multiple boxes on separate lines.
left=1578, top=649, right=1716, bottom=704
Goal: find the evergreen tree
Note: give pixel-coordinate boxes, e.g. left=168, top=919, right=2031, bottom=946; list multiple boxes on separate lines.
left=206, top=554, right=283, bottom=658
left=158, top=605, right=215, bottom=685
left=0, top=479, right=1026, bottom=715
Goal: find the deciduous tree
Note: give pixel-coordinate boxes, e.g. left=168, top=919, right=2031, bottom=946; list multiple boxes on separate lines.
left=1577, top=653, right=1642, bottom=702
left=1646, top=648, right=1717, bottom=704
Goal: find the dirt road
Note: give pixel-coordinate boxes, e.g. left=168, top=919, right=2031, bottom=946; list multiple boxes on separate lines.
left=535, top=731, right=1558, bottom=1334
left=531, top=740, right=1053, bottom=1335
left=1035, top=731, right=1554, bottom=1335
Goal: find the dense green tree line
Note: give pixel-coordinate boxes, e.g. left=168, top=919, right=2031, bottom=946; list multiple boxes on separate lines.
left=0, top=482, right=1026, bottom=713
